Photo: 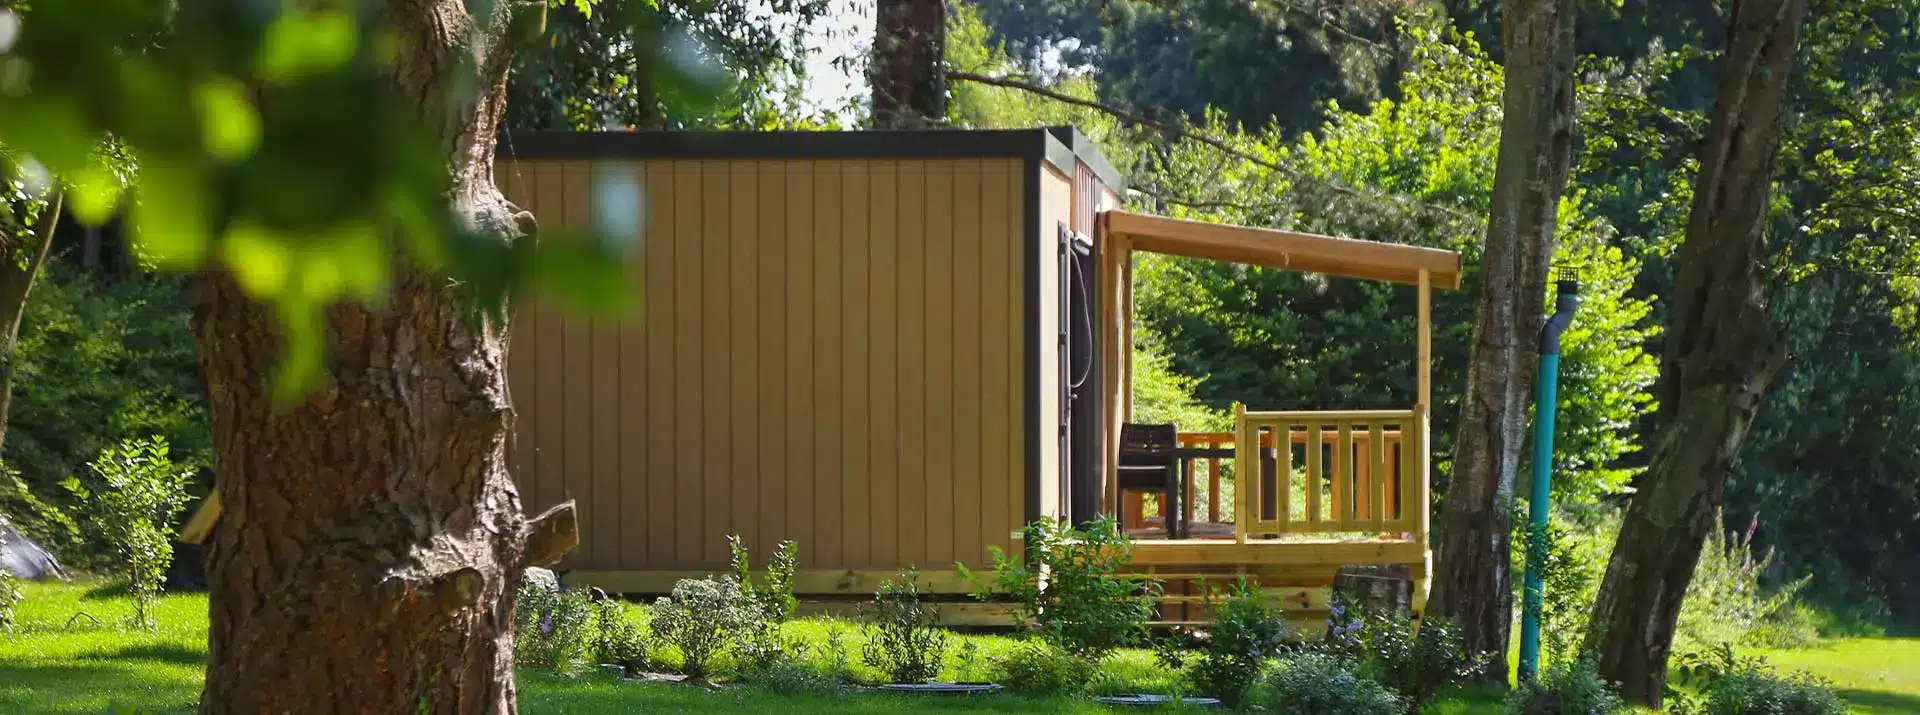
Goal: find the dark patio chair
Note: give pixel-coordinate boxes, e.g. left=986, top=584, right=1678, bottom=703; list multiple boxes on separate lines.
left=1117, top=423, right=1184, bottom=538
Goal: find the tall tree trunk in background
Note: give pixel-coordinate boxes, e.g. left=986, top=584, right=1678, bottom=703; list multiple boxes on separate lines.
left=1586, top=0, right=1804, bottom=706
left=1428, top=0, right=1576, bottom=680
left=0, top=192, right=61, bottom=452
left=194, top=1, right=575, bottom=712
left=871, top=0, right=947, bottom=127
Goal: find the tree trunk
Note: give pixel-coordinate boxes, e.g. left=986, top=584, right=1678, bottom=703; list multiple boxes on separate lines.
left=871, top=0, right=947, bottom=128
left=0, top=192, right=61, bottom=452
left=1586, top=0, right=1805, bottom=706
left=1428, top=0, right=1575, bottom=680
left=195, top=2, right=575, bottom=712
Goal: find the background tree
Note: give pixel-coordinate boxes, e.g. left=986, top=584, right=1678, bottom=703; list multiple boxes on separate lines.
left=970, top=0, right=1417, bottom=135
left=505, top=0, right=833, bottom=132
left=0, top=0, right=683, bottom=709
left=872, top=0, right=949, bottom=127
left=1585, top=0, right=1808, bottom=705
left=0, top=154, right=60, bottom=453
left=1428, top=0, right=1577, bottom=678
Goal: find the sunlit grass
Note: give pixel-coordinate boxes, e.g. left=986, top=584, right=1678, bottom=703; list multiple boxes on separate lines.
left=1, top=581, right=1914, bottom=714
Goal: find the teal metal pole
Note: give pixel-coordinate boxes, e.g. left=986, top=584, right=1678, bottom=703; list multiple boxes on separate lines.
left=1519, top=281, right=1578, bottom=683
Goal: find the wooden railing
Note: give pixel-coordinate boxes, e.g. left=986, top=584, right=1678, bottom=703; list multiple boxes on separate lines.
left=1232, top=406, right=1429, bottom=542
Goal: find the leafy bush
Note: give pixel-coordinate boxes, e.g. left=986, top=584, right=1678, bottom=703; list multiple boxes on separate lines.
left=990, top=642, right=1096, bottom=696
left=751, top=657, right=844, bottom=696
left=0, top=464, right=81, bottom=563
left=592, top=597, right=650, bottom=672
left=820, top=623, right=858, bottom=684
left=1678, top=511, right=1815, bottom=651
left=861, top=565, right=949, bottom=684
left=1155, top=578, right=1290, bottom=707
left=1265, top=652, right=1403, bottom=715
left=649, top=575, right=756, bottom=679
left=1671, top=645, right=1846, bottom=715
left=730, top=535, right=800, bottom=673
left=962, top=516, right=1158, bottom=662
left=514, top=578, right=595, bottom=674
left=0, top=564, right=18, bottom=629
left=1505, top=657, right=1627, bottom=715
left=61, top=437, right=192, bottom=628
left=1320, top=594, right=1488, bottom=713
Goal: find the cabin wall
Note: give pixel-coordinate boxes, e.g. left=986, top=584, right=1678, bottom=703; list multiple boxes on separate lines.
left=498, top=157, right=1030, bottom=575
left=1037, top=163, right=1074, bottom=521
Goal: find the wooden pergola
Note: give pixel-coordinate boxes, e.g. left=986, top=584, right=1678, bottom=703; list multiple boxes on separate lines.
left=1094, top=210, right=1463, bottom=534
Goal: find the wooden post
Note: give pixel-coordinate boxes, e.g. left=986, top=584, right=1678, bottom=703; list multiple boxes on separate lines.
left=1234, top=402, right=1248, bottom=545
left=1099, top=216, right=1127, bottom=517
left=1415, top=269, right=1433, bottom=610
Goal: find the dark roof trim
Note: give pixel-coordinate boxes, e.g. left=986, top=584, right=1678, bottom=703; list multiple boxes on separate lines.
left=1044, top=126, right=1125, bottom=192
left=499, top=127, right=1126, bottom=191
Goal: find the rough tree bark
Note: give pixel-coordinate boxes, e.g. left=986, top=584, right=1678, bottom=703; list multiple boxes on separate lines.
left=0, top=192, right=61, bottom=452
left=194, top=2, right=575, bottom=712
left=1586, top=0, right=1805, bottom=706
left=871, top=0, right=947, bottom=128
left=1428, top=0, right=1576, bottom=679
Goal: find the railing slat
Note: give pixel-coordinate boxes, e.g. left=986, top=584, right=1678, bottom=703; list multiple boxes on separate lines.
left=1368, top=422, right=1387, bottom=532
left=1336, top=421, right=1354, bottom=530
left=1278, top=426, right=1293, bottom=528
left=1207, top=450, right=1221, bottom=523
left=1305, top=422, right=1322, bottom=525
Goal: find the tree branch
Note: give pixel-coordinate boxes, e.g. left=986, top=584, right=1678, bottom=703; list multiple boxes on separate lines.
left=946, top=71, right=1476, bottom=224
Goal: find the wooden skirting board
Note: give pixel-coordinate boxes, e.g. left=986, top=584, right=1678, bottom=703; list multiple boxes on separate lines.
left=1128, top=539, right=1427, bottom=567
left=566, top=568, right=987, bottom=596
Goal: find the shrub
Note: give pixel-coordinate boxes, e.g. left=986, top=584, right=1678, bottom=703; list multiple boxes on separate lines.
left=751, top=657, right=844, bottom=696
left=1678, top=510, right=1815, bottom=651
left=861, top=565, right=949, bottom=684
left=1155, top=577, right=1290, bottom=707
left=1265, top=652, right=1403, bottom=715
left=649, top=575, right=756, bottom=679
left=592, top=597, right=650, bottom=672
left=991, top=642, right=1096, bottom=696
left=61, top=436, right=192, bottom=628
left=729, top=535, right=800, bottom=674
left=0, top=564, right=18, bottom=629
left=1672, top=645, right=1846, bottom=715
left=819, top=623, right=858, bottom=684
left=514, top=578, right=595, bottom=674
left=961, top=516, right=1158, bottom=662
left=1320, top=594, right=1488, bottom=713
left=1504, top=657, right=1627, bottom=715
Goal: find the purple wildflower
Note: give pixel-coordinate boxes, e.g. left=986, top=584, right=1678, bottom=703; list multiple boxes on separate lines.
left=540, top=614, right=554, bottom=633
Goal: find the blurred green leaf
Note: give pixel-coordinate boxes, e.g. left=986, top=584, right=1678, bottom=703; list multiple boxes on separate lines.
left=270, top=299, right=324, bottom=408
left=257, top=10, right=358, bottom=83
left=221, top=221, right=291, bottom=296
left=0, top=98, right=99, bottom=178
left=65, top=160, right=125, bottom=225
left=129, top=160, right=211, bottom=270
left=526, top=232, right=631, bottom=315
left=195, top=78, right=261, bottom=161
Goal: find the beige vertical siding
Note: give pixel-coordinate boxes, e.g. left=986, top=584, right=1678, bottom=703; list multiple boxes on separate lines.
left=499, top=157, right=1032, bottom=574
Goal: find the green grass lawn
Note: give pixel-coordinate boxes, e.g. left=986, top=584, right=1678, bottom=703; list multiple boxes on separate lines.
left=0, top=581, right=1911, bottom=714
